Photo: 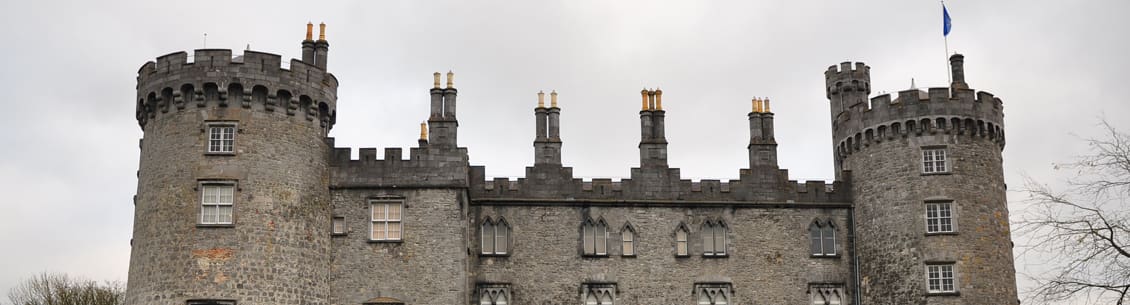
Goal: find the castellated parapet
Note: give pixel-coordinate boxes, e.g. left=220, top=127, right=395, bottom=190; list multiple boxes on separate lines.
left=126, top=27, right=1019, bottom=304
left=135, top=49, right=339, bottom=131
left=827, top=60, right=1004, bottom=166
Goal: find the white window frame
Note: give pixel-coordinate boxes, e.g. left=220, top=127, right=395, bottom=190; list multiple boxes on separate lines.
left=925, top=202, right=955, bottom=234
left=206, top=123, right=236, bottom=154
left=926, top=264, right=957, bottom=293
left=331, top=216, right=346, bottom=235
left=582, top=283, right=616, bottom=305
left=370, top=200, right=403, bottom=241
left=922, top=148, right=948, bottom=173
left=199, top=183, right=235, bottom=225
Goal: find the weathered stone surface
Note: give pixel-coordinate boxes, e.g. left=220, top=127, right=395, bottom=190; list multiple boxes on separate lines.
left=126, top=41, right=1017, bottom=305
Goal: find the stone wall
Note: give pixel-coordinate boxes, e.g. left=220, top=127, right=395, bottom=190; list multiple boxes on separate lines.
left=845, top=132, right=1016, bottom=305
left=328, top=188, right=470, bottom=305
left=471, top=202, right=854, bottom=304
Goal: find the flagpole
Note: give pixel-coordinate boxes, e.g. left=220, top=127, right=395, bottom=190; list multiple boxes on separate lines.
left=942, top=1, right=951, bottom=85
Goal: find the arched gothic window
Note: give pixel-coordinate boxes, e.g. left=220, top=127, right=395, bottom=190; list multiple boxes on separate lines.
left=809, top=284, right=845, bottom=305
left=703, top=220, right=727, bottom=256
left=695, top=283, right=731, bottom=305
left=477, top=285, right=510, bottom=305
left=582, top=218, right=609, bottom=256
left=675, top=224, right=690, bottom=257
left=482, top=217, right=510, bottom=255
left=620, top=223, right=636, bottom=257
left=809, top=220, right=837, bottom=256
left=582, top=283, right=616, bottom=305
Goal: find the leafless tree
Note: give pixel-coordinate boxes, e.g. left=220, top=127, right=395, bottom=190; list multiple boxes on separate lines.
left=7, top=272, right=123, bottom=305
left=1019, top=121, right=1130, bottom=305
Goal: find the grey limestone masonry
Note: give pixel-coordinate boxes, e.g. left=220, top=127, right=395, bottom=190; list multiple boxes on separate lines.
left=126, top=33, right=1018, bottom=305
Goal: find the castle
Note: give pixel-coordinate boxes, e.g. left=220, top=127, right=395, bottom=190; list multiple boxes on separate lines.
left=125, top=24, right=1018, bottom=305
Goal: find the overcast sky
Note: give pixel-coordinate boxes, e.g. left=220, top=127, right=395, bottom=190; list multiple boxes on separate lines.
left=1, top=0, right=1127, bottom=304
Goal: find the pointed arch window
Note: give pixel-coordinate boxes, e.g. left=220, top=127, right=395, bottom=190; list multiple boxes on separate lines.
left=675, top=224, right=690, bottom=257
left=477, top=284, right=510, bottom=305
left=620, top=223, right=636, bottom=257
left=695, top=283, right=731, bottom=305
left=582, top=283, right=616, bottom=305
left=809, top=284, right=844, bottom=305
left=703, top=220, right=727, bottom=257
left=582, top=218, right=609, bottom=256
left=809, top=220, right=837, bottom=257
left=481, top=217, right=510, bottom=255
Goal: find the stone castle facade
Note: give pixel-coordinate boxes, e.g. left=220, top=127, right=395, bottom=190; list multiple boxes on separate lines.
left=125, top=24, right=1018, bottom=305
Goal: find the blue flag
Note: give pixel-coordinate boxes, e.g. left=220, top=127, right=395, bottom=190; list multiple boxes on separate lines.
left=943, top=5, right=952, bottom=36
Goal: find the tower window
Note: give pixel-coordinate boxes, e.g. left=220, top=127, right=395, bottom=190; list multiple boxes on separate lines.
left=925, top=202, right=955, bottom=234
left=809, top=220, right=838, bottom=257
left=922, top=148, right=948, bottom=173
left=926, top=263, right=957, bottom=293
left=582, top=218, right=609, bottom=256
left=702, top=221, right=727, bottom=257
left=199, top=183, right=234, bottom=225
left=331, top=216, right=346, bottom=235
left=482, top=217, right=510, bottom=255
left=370, top=200, right=402, bottom=241
left=206, top=123, right=236, bottom=154
left=582, top=283, right=616, bottom=305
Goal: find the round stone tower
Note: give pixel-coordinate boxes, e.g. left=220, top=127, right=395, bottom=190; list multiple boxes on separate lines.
left=827, top=55, right=1017, bottom=304
left=125, top=24, right=338, bottom=305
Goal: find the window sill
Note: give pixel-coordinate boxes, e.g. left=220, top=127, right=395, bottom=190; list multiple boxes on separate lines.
left=331, top=233, right=347, bottom=237
left=367, top=239, right=403, bottom=244
left=204, top=152, right=237, bottom=156
left=925, top=291, right=960, bottom=297
left=810, top=254, right=841, bottom=259
left=702, top=254, right=729, bottom=258
left=582, top=254, right=610, bottom=258
left=196, top=223, right=234, bottom=228
left=925, top=231, right=958, bottom=236
left=921, top=172, right=952, bottom=176
left=621, top=254, right=637, bottom=258
left=480, top=253, right=510, bottom=257
left=675, top=254, right=691, bottom=258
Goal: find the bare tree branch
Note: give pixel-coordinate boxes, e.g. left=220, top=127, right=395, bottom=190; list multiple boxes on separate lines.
left=1019, top=120, right=1130, bottom=305
left=7, top=272, right=123, bottom=305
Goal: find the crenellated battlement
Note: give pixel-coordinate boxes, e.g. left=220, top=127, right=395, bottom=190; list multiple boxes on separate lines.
left=466, top=165, right=850, bottom=205
left=824, top=62, right=871, bottom=99
left=831, top=86, right=1006, bottom=159
left=328, top=144, right=470, bottom=189
left=134, top=49, right=339, bottom=130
